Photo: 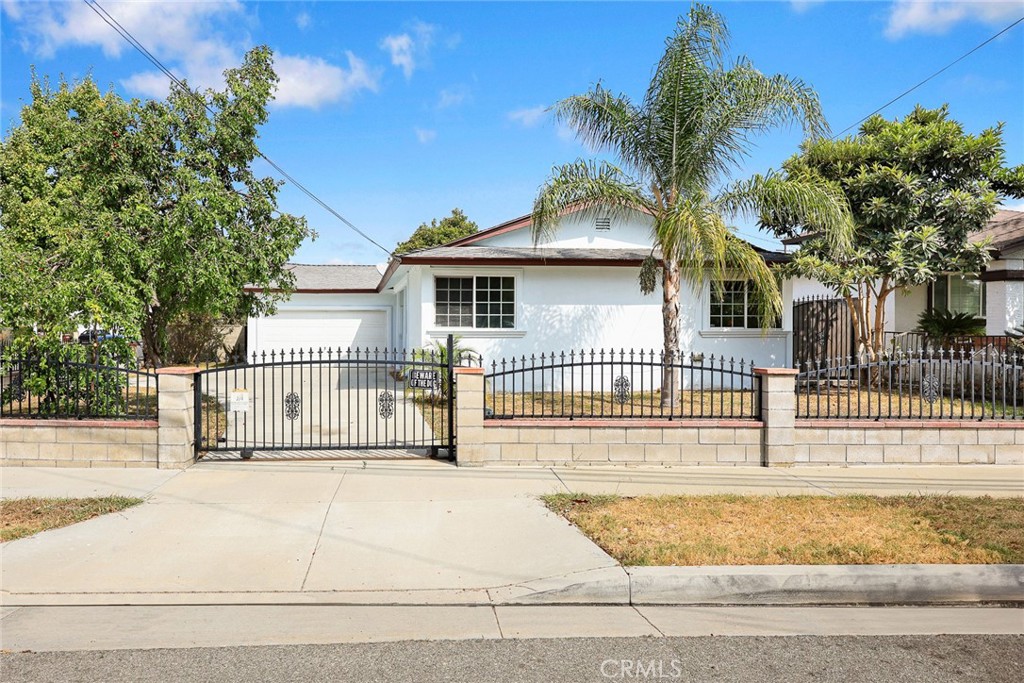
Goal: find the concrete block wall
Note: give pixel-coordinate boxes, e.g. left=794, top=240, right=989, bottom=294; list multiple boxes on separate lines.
left=794, top=421, right=1024, bottom=465
left=0, top=419, right=159, bottom=468
left=455, top=366, right=1024, bottom=467
left=1, top=366, right=198, bottom=469
left=466, top=421, right=763, bottom=466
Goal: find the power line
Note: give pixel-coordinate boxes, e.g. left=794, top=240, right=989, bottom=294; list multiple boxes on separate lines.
left=832, top=14, right=1024, bottom=138
left=82, top=0, right=392, bottom=256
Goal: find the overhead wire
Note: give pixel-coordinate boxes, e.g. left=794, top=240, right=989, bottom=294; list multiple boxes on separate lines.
left=82, top=0, right=393, bottom=256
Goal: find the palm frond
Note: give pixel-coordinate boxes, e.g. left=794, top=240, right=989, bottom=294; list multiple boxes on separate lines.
left=552, top=86, right=651, bottom=180
left=716, top=172, right=853, bottom=256
left=530, top=160, right=654, bottom=244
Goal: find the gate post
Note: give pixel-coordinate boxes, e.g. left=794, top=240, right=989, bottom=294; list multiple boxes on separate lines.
left=453, top=367, right=489, bottom=466
left=754, top=367, right=798, bottom=467
left=446, top=334, right=455, bottom=460
left=156, top=366, right=199, bottom=469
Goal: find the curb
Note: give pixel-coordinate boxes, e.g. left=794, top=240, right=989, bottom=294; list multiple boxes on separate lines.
left=4, top=565, right=1022, bottom=607
left=494, top=564, right=1024, bottom=606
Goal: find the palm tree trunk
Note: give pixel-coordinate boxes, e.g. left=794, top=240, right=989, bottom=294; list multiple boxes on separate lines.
left=661, top=260, right=681, bottom=409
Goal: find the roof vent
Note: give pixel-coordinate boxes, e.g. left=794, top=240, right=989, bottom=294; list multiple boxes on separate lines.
left=595, top=217, right=611, bottom=231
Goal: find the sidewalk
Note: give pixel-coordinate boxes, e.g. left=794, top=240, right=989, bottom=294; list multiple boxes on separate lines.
left=2, top=461, right=1022, bottom=608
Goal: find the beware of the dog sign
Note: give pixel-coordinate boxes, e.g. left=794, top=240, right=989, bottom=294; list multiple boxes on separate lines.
left=408, top=370, right=440, bottom=390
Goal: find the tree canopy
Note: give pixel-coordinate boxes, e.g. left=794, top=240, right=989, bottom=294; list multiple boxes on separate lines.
left=0, top=47, right=312, bottom=366
left=531, top=3, right=850, bottom=398
left=762, top=105, right=1024, bottom=355
left=395, top=208, right=478, bottom=254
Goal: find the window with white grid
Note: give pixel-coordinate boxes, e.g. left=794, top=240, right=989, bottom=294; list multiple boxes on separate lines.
left=434, top=276, right=515, bottom=329
left=709, top=280, right=776, bottom=329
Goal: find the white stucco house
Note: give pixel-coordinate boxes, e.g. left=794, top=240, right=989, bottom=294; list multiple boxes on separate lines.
left=246, top=208, right=795, bottom=368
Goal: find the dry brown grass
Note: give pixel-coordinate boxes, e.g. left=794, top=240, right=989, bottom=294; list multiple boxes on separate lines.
left=1, top=496, right=143, bottom=542
left=795, top=387, right=1024, bottom=419
left=544, top=494, right=1024, bottom=566
left=486, top=390, right=757, bottom=419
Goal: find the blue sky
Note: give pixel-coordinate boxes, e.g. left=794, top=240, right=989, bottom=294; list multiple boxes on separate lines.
left=2, top=1, right=1022, bottom=265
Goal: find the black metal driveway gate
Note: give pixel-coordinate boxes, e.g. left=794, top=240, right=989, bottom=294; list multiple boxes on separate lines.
left=194, top=336, right=459, bottom=460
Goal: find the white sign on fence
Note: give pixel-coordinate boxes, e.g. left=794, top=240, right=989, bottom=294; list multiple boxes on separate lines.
left=229, top=389, right=250, bottom=413
left=408, top=370, right=440, bottom=390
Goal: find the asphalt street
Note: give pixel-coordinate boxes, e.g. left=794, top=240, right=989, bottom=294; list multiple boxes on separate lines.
left=2, top=635, right=1022, bottom=683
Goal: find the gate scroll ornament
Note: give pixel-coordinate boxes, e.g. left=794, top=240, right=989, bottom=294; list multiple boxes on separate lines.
left=284, top=392, right=301, bottom=420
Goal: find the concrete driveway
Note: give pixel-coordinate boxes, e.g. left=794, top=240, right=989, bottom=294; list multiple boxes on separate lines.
left=199, top=365, right=439, bottom=455
left=0, top=461, right=609, bottom=604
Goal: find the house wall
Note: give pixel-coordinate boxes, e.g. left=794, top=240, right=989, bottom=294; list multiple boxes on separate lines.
left=477, top=212, right=653, bottom=249
left=985, top=247, right=1024, bottom=336
left=415, top=265, right=791, bottom=378
left=894, top=285, right=929, bottom=333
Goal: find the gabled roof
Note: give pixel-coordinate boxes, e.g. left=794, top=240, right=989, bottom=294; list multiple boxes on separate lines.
left=245, top=263, right=384, bottom=293
left=971, top=209, right=1024, bottom=257
left=443, top=212, right=533, bottom=247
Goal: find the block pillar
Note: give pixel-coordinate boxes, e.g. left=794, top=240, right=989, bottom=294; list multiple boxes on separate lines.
left=754, top=367, right=798, bottom=467
left=156, top=367, right=198, bottom=469
left=454, top=366, right=489, bottom=466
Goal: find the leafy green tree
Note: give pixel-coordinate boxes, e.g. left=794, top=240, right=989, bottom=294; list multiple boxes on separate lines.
left=395, top=208, right=478, bottom=254
left=763, top=105, right=1024, bottom=357
left=0, top=47, right=312, bottom=367
left=531, top=4, right=850, bottom=401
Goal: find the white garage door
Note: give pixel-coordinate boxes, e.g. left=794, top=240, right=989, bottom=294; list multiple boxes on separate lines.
left=253, top=309, right=389, bottom=355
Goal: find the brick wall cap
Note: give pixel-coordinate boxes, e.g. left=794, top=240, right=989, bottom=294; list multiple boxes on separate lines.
left=454, top=367, right=485, bottom=375
left=156, top=366, right=199, bottom=375
left=485, top=418, right=763, bottom=429
left=0, top=418, right=158, bottom=429
left=753, top=367, right=799, bottom=376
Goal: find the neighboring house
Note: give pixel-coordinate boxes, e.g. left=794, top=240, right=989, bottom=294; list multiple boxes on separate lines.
left=246, top=208, right=795, bottom=368
left=789, top=208, right=1024, bottom=340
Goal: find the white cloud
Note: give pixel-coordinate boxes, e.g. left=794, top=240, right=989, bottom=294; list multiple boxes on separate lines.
left=885, top=0, right=1024, bottom=39
left=414, top=127, right=437, bottom=144
left=1, top=0, right=377, bottom=110
left=295, top=11, right=311, bottom=30
left=380, top=20, right=436, bottom=79
left=274, top=53, right=380, bottom=108
left=508, top=105, right=548, bottom=127
left=1001, top=201, right=1024, bottom=212
left=437, top=85, right=470, bottom=110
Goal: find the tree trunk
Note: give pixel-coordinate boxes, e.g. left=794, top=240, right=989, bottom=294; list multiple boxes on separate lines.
left=661, top=260, right=681, bottom=409
left=141, top=314, right=164, bottom=369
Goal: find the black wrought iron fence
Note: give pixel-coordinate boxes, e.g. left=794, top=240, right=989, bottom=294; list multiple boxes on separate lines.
left=796, top=348, right=1024, bottom=420
left=485, top=349, right=760, bottom=420
left=0, top=355, right=159, bottom=420
left=195, top=342, right=480, bottom=455
left=883, top=331, right=1019, bottom=356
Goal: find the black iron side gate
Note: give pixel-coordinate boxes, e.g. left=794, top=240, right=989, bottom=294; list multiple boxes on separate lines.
left=194, top=336, right=459, bottom=460
left=792, top=296, right=856, bottom=367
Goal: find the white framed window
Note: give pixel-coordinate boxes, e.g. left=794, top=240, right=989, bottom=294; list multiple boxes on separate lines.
left=434, top=276, right=515, bottom=329
left=708, top=280, right=778, bottom=329
left=932, top=275, right=985, bottom=319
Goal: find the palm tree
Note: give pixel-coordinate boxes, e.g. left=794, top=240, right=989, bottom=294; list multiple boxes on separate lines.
left=532, top=4, right=851, bottom=404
